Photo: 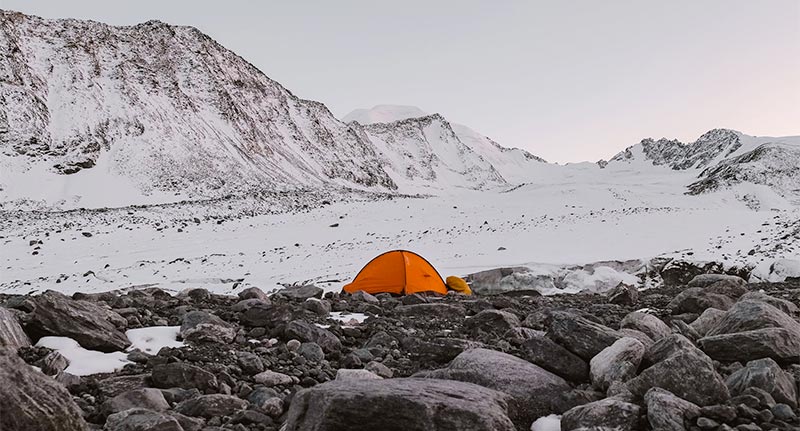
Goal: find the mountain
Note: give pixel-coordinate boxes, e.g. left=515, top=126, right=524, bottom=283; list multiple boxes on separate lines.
left=343, top=105, right=548, bottom=185
left=610, top=129, right=800, bottom=201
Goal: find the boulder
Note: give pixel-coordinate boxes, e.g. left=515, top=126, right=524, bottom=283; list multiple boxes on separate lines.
left=104, top=408, right=183, bottom=431
left=253, top=370, right=293, bottom=387
left=627, top=349, right=729, bottom=406
left=230, top=298, right=270, bottom=313
left=590, top=337, right=646, bottom=390
left=335, top=369, right=382, bottom=381
left=644, top=334, right=701, bottom=366
left=416, top=348, right=569, bottom=428
left=660, top=260, right=722, bottom=287
left=26, top=290, right=129, bottom=352
left=688, top=274, right=746, bottom=288
left=102, top=388, right=170, bottom=416
left=174, top=394, right=248, bottom=418
left=561, top=398, right=641, bottom=431
left=179, top=311, right=235, bottom=344
left=283, top=378, right=516, bottom=431
left=275, top=284, right=323, bottom=300
left=302, top=298, right=331, bottom=316
left=519, top=332, right=589, bottom=382
left=0, top=307, right=30, bottom=349
left=240, top=303, right=293, bottom=327
left=726, top=358, right=797, bottom=408
left=699, top=327, right=800, bottom=364
left=607, top=282, right=639, bottom=305
left=350, top=290, right=379, bottom=304
left=620, top=311, right=672, bottom=341
left=689, top=308, right=726, bottom=337
left=237, top=287, right=270, bottom=301
left=392, top=303, right=466, bottom=318
left=0, top=348, right=88, bottom=431
left=40, top=350, right=69, bottom=375
left=547, top=312, right=623, bottom=360
left=464, top=309, right=520, bottom=334
left=402, top=336, right=484, bottom=364
left=668, top=288, right=734, bottom=315
left=738, top=291, right=799, bottom=315
left=236, top=351, right=265, bottom=375
left=618, top=328, right=655, bottom=349
left=284, top=320, right=341, bottom=353
left=645, top=387, right=701, bottom=431
left=706, top=300, right=800, bottom=337
left=151, top=362, right=218, bottom=393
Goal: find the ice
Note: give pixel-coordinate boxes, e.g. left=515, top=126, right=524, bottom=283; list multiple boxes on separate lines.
left=125, top=326, right=184, bottom=354
left=35, top=336, right=130, bottom=376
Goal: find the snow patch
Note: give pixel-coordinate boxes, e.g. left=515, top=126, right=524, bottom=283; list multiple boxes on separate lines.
left=530, top=414, right=561, bottom=431
left=125, top=326, right=184, bottom=354
left=329, top=312, right=369, bottom=326
left=35, top=336, right=130, bottom=376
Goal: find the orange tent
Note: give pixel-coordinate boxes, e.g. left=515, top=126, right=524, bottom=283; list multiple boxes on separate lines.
left=343, top=250, right=448, bottom=295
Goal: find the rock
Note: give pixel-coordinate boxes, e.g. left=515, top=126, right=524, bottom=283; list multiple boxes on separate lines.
left=0, top=348, right=88, bottom=431
left=699, top=405, right=737, bottom=423
left=365, top=361, right=393, bottom=378
left=519, top=332, right=589, bottom=382
left=392, top=303, right=466, bottom=318
left=151, top=362, right=218, bottom=393
left=726, top=358, right=797, bottom=408
left=547, top=312, right=623, bottom=360
left=464, top=309, right=520, bottom=334
left=275, top=284, right=323, bottom=300
left=618, top=328, right=655, bottom=349
left=771, top=403, right=796, bottom=421
left=237, top=287, right=270, bottom=301
left=335, top=369, right=382, bottom=381
left=688, top=274, right=746, bottom=288
left=298, top=342, right=324, bottom=362
left=645, top=387, right=701, bottom=431
left=239, top=303, right=292, bottom=327
left=102, top=388, right=170, bottom=416
left=590, top=337, right=646, bottom=390
left=552, top=388, right=606, bottom=413
left=302, top=298, right=331, bottom=316
left=284, top=320, right=341, bottom=353
left=561, top=397, right=641, bottom=431
left=696, top=417, right=720, bottom=429
left=26, top=290, right=130, bottom=352
left=253, top=370, right=293, bottom=387
left=416, top=348, right=569, bottom=428
left=739, top=291, right=799, bottom=315
left=236, top=351, right=265, bottom=375
left=174, top=394, right=248, bottom=418
left=620, top=311, right=672, bottom=341
left=668, top=287, right=734, bottom=315
left=230, top=298, right=270, bottom=313
left=0, top=307, right=30, bottom=349
left=645, top=334, right=701, bottom=366
left=401, top=293, right=428, bottom=305
left=690, top=308, right=726, bottom=337
left=466, top=266, right=555, bottom=295
left=350, top=290, right=379, bottom=304
left=402, top=337, right=483, bottom=363
left=660, top=260, right=722, bottom=287
left=706, top=300, right=800, bottom=337
left=40, top=350, right=69, bottom=375
left=627, top=349, right=730, bottom=406
left=699, top=327, right=800, bottom=363
left=97, top=374, right=150, bottom=398
left=179, top=311, right=235, bottom=344
left=283, top=378, right=516, bottom=431
left=104, top=408, right=183, bottom=431
left=607, top=282, right=639, bottom=305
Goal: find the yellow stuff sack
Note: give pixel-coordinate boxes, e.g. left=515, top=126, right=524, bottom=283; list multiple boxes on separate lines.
left=446, top=276, right=472, bottom=295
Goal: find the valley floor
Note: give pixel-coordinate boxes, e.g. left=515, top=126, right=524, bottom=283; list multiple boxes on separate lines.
left=2, top=164, right=799, bottom=296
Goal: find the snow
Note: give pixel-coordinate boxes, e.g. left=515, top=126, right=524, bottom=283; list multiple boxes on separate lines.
left=35, top=336, right=130, bottom=376
left=530, top=414, right=561, bottom=431
left=125, top=326, right=184, bottom=354
left=342, top=105, right=429, bottom=124
left=329, top=312, right=369, bottom=326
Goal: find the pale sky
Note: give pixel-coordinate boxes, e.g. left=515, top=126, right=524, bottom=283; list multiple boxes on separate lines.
left=3, top=0, right=799, bottom=162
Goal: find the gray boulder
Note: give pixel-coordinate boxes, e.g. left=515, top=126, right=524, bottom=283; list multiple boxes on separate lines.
left=283, top=378, right=516, bottom=431
left=174, top=394, right=248, bottom=418
left=590, top=337, right=646, bottom=390
left=392, top=303, right=466, bottom=318
left=416, top=348, right=569, bottom=428
left=253, top=370, right=293, bottom=387
left=645, top=387, right=700, bottom=431
left=284, top=320, right=341, bottom=353
left=688, top=274, right=745, bottom=288
left=689, top=308, right=726, bottom=337
left=151, top=362, right=218, bottom=393
left=561, top=397, right=641, bottom=431
left=739, top=291, right=799, bottom=315
left=0, top=348, right=88, bottom=431
left=699, top=327, right=800, bottom=363
left=240, top=303, right=293, bottom=327
left=40, top=350, right=69, bottom=375
left=0, top=307, right=30, bottom=350
left=26, top=290, right=129, bottom=352
left=706, top=299, right=800, bottom=336
left=464, top=309, right=520, bottom=334
left=102, top=388, right=170, bottom=416
left=607, top=282, right=639, bottom=305
left=104, top=408, right=183, bottom=431
left=668, top=287, right=734, bottom=315
left=726, top=358, right=797, bottom=408
left=627, top=349, right=729, bottom=406
left=237, top=287, right=270, bottom=301
left=644, top=334, right=701, bottom=366
left=620, top=311, right=672, bottom=341
left=179, top=311, right=235, bottom=344
left=547, top=312, right=623, bottom=360
left=275, top=284, right=323, bottom=300
left=520, top=332, right=589, bottom=382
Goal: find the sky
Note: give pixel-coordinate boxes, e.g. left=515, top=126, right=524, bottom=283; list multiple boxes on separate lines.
left=3, top=1, right=799, bottom=163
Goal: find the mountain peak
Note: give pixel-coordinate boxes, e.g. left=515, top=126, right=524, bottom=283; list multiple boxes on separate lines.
left=342, top=105, right=429, bottom=125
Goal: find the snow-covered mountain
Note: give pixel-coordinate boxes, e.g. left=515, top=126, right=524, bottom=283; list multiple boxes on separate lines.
left=610, top=129, right=800, bottom=201
left=344, top=105, right=548, bottom=185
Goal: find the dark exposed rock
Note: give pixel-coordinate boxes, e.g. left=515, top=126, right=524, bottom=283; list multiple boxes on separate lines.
left=726, top=358, right=797, bottom=408
left=690, top=308, right=726, bottom=337
left=627, top=349, right=730, bottom=406
left=668, top=287, right=734, bottom=315
left=284, top=320, right=341, bottom=353
left=645, top=387, right=701, bottom=431
left=738, top=291, right=799, bottom=315
left=151, top=362, right=218, bottom=393
left=392, top=302, right=466, bottom=318
left=0, top=307, right=30, bottom=350
left=283, top=378, right=516, bottom=431
left=699, top=327, right=800, bottom=364
left=519, top=332, right=589, bottom=382
left=275, top=284, right=323, bottom=300
left=104, top=408, right=183, bottom=431
left=102, top=388, right=170, bottom=417
left=561, top=397, right=642, bottom=431
left=26, top=290, right=130, bottom=352
left=620, top=311, right=672, bottom=341
left=688, top=274, right=746, bottom=288
left=39, top=350, right=69, bottom=375
left=179, top=310, right=235, bottom=344
left=0, top=348, right=88, bottom=431
left=590, top=337, right=646, bottom=390
left=240, top=303, right=293, bottom=327
left=173, top=394, right=248, bottom=418
left=547, top=311, right=623, bottom=360
left=464, top=309, right=520, bottom=334
left=236, top=286, right=270, bottom=301
left=607, top=282, right=639, bottom=305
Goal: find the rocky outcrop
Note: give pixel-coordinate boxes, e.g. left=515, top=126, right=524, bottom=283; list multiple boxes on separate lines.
left=0, top=306, right=30, bottom=349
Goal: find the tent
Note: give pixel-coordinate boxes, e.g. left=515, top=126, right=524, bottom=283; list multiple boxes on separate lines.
left=343, top=250, right=448, bottom=295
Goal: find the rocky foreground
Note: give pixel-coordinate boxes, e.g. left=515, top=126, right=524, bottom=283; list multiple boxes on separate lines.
left=2, top=274, right=800, bottom=431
